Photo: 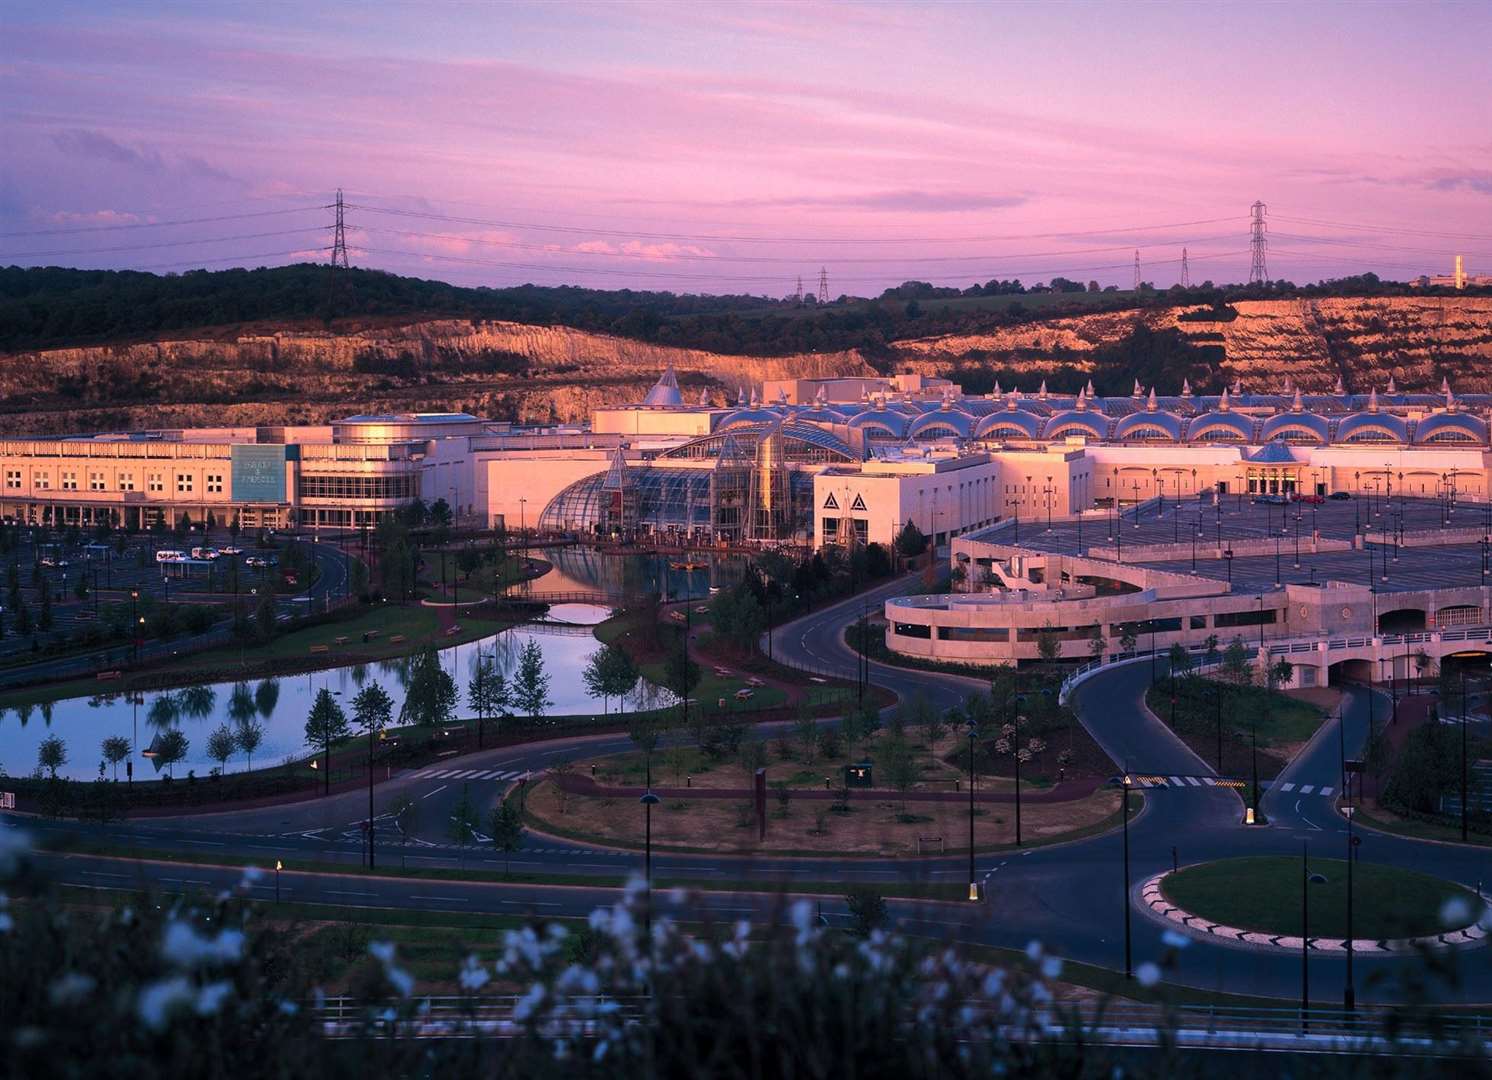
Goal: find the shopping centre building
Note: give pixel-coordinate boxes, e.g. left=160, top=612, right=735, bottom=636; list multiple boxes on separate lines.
left=4, top=369, right=1491, bottom=666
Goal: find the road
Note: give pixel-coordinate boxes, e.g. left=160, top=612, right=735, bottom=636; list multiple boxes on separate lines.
left=8, top=568, right=1492, bottom=1004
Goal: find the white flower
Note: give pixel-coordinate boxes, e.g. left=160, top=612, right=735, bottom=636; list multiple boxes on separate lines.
left=790, top=900, right=815, bottom=932
left=161, top=920, right=245, bottom=968
left=277, top=999, right=299, bottom=1016
left=237, top=866, right=263, bottom=889
left=1161, top=929, right=1191, bottom=950
left=1135, top=962, right=1161, bottom=988
left=48, top=972, right=96, bottom=1006
left=195, top=980, right=233, bottom=1016
left=1440, top=896, right=1473, bottom=928
left=386, top=965, right=414, bottom=998
left=513, top=983, right=547, bottom=1022
left=368, top=941, right=396, bottom=964
left=0, top=827, right=31, bottom=875
left=668, top=887, right=688, bottom=905
left=1024, top=940, right=1043, bottom=962
left=458, top=955, right=491, bottom=992
left=1040, top=955, right=1063, bottom=980
left=138, top=976, right=195, bottom=1031
left=981, top=970, right=1005, bottom=998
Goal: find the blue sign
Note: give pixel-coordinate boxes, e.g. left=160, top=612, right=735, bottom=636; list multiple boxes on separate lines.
left=230, top=445, right=288, bottom=503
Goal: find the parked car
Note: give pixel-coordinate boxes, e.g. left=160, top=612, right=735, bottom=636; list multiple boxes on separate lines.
left=39, top=556, right=69, bottom=568
left=155, top=549, right=187, bottom=563
left=1292, top=493, right=1325, bottom=505
left=1251, top=494, right=1289, bottom=505
left=190, top=546, right=220, bottom=560
left=1328, top=491, right=1353, bottom=500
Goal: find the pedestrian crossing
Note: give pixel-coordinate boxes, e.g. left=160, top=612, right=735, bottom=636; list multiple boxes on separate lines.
left=1129, top=774, right=1335, bottom=798
left=411, top=767, right=528, bottom=782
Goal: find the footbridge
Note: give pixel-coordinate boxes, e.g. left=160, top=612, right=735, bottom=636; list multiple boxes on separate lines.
left=1266, top=624, right=1492, bottom=687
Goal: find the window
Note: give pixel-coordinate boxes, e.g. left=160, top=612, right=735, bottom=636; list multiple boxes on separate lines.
left=61, top=471, right=78, bottom=491
left=148, top=473, right=164, bottom=493
left=296, top=474, right=420, bottom=501
left=120, top=473, right=135, bottom=492
left=206, top=474, right=223, bottom=494
left=34, top=472, right=49, bottom=490
left=4, top=470, right=19, bottom=490
left=176, top=474, right=193, bottom=493
left=89, top=472, right=106, bottom=492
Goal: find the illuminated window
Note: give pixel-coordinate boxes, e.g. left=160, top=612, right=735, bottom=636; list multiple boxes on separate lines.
left=176, top=474, right=193, bottom=493
left=206, top=474, right=223, bottom=494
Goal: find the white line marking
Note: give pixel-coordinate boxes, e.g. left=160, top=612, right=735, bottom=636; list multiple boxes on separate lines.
left=323, top=890, right=376, bottom=897
left=420, top=784, right=448, bottom=800
left=1300, top=784, right=1315, bottom=794
left=1168, top=776, right=1184, bottom=787
left=410, top=895, right=468, bottom=903
left=1185, top=776, right=1202, bottom=786
left=1280, top=782, right=1296, bottom=792
left=1319, top=786, right=1334, bottom=797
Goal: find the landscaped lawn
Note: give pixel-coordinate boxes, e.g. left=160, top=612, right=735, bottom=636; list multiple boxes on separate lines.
left=1160, top=856, right=1479, bottom=939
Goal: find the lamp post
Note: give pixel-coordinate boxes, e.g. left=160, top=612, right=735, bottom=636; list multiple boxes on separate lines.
left=130, top=589, right=139, bottom=665
left=1121, top=769, right=1133, bottom=979
left=1345, top=792, right=1356, bottom=1013
left=367, top=723, right=379, bottom=869
left=641, top=788, right=661, bottom=937
left=966, top=716, right=978, bottom=901
left=1461, top=669, right=1470, bottom=843
left=275, top=859, right=282, bottom=903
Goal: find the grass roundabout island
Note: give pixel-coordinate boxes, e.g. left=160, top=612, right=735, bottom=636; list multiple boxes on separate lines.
left=1159, top=856, right=1483, bottom=941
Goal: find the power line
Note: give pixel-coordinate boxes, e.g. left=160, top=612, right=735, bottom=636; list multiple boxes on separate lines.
left=1272, top=214, right=1492, bottom=243
left=0, top=205, right=328, bottom=240
left=344, top=202, right=1242, bottom=246
left=1, top=228, right=330, bottom=260
left=818, top=267, right=829, bottom=304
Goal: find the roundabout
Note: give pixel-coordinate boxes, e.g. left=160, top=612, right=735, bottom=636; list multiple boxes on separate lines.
left=1144, top=856, right=1488, bottom=953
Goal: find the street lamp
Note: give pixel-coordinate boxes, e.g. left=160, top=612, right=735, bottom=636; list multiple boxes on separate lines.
left=640, top=789, right=661, bottom=936
left=966, top=716, right=978, bottom=901
left=1302, top=845, right=1326, bottom=1032
left=1121, top=769, right=1133, bottom=979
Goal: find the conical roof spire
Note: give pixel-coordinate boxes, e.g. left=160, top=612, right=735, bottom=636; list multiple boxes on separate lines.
left=641, top=364, right=684, bottom=407
left=1038, top=379, right=1048, bottom=400
left=1334, top=375, right=1346, bottom=395
left=1085, top=379, right=1096, bottom=397
left=1146, top=387, right=1158, bottom=411
left=1180, top=377, right=1192, bottom=396
left=1218, top=387, right=1231, bottom=412
left=1386, top=374, right=1397, bottom=394
left=749, top=386, right=759, bottom=407
left=1132, top=378, right=1143, bottom=397
left=1075, top=387, right=1088, bottom=410
left=1231, top=378, right=1242, bottom=395
left=814, top=385, right=827, bottom=404
left=1292, top=388, right=1303, bottom=412
left=991, top=379, right=1003, bottom=398
left=1368, top=387, right=1379, bottom=412
left=600, top=447, right=632, bottom=491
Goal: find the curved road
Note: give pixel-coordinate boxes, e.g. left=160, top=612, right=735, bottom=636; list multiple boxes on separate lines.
left=9, top=570, right=1492, bottom=1004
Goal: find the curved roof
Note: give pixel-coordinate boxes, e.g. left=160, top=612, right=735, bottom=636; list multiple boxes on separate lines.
left=658, top=421, right=858, bottom=462
left=716, top=407, right=786, bottom=430
left=1113, top=410, right=1184, bottom=441
left=907, top=410, right=976, bottom=439
left=973, top=411, right=1044, bottom=440
left=1334, top=412, right=1408, bottom=444
left=845, top=409, right=911, bottom=439
left=1413, top=413, right=1488, bottom=445
left=791, top=406, right=850, bottom=424
left=1259, top=411, right=1330, bottom=445
left=1186, top=412, right=1254, bottom=442
left=1041, top=411, right=1108, bottom=440
left=958, top=399, right=1003, bottom=417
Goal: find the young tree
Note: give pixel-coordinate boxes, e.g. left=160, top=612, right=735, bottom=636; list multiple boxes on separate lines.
left=879, top=736, right=920, bottom=812
left=1087, top=623, right=1107, bottom=663
left=894, top=521, right=927, bottom=559
left=663, top=643, right=700, bottom=714
left=155, top=728, right=188, bottom=779
left=487, top=796, right=526, bottom=877
left=1119, top=623, right=1138, bottom=655
left=793, top=700, right=818, bottom=765
left=254, top=591, right=277, bottom=640
left=304, top=687, right=349, bottom=795
left=388, top=792, right=417, bottom=868
left=468, top=652, right=511, bottom=747
left=1222, top=636, right=1252, bottom=686
left=582, top=647, right=614, bottom=714
left=512, top=639, right=553, bottom=722
left=352, top=681, right=394, bottom=747
left=1167, top=642, right=1191, bottom=690
left=447, top=783, right=480, bottom=869
left=402, top=648, right=457, bottom=727
left=1267, top=659, right=1294, bottom=693
left=234, top=716, right=265, bottom=772
left=1035, top=624, right=1061, bottom=670
left=206, top=723, right=237, bottom=776
left=101, top=735, right=130, bottom=780
left=37, top=734, right=67, bottom=779
left=601, top=645, right=640, bottom=720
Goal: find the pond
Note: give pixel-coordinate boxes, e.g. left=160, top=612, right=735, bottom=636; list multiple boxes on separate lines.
left=0, top=603, right=675, bottom=781
left=540, top=545, right=748, bottom=602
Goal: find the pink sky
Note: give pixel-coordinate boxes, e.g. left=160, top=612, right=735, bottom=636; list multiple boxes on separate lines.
left=3, top=1, right=1490, bottom=293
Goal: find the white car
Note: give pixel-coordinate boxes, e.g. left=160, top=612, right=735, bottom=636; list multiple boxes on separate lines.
left=155, top=549, right=187, bottom=563
left=190, top=546, right=220, bottom=560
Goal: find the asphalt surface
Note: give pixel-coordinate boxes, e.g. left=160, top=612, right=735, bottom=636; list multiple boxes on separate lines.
left=9, top=567, right=1492, bottom=1004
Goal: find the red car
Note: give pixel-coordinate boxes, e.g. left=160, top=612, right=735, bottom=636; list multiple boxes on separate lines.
left=1292, top=493, right=1325, bottom=505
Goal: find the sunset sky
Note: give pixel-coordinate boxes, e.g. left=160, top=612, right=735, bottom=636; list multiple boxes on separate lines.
left=3, top=0, right=1490, bottom=294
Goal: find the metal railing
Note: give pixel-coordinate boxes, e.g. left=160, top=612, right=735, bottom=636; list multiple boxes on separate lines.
left=1267, top=624, right=1492, bottom=657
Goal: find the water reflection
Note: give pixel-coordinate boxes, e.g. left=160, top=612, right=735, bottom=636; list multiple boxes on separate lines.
left=0, top=602, right=671, bottom=780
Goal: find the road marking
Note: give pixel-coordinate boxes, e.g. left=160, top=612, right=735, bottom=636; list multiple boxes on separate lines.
left=323, top=889, right=375, bottom=897
left=80, top=870, right=127, bottom=878
left=411, top=895, right=468, bottom=903
left=475, top=770, right=503, bottom=779
left=1299, top=784, right=1315, bottom=795
left=1319, top=786, right=1334, bottom=797
left=1185, top=776, right=1201, bottom=786
left=421, top=785, right=448, bottom=800
left=1280, top=782, right=1296, bottom=792
left=1168, top=776, right=1184, bottom=787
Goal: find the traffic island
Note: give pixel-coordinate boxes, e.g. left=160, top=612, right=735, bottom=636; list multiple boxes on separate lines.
left=1143, top=856, right=1489, bottom=953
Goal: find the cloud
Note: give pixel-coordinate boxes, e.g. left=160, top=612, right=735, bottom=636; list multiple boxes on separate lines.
left=53, top=129, right=164, bottom=171
left=51, top=129, right=238, bottom=185
left=572, top=239, right=716, bottom=260
left=1425, top=171, right=1492, bottom=195
left=727, top=190, right=1028, bottom=214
